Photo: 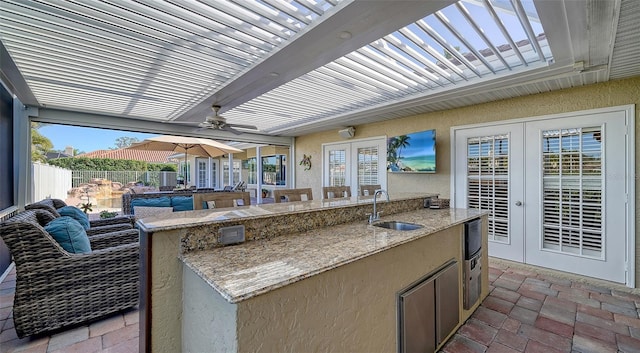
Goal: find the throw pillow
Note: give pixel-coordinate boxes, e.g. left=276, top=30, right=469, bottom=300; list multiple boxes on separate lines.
left=44, top=216, right=92, bottom=254
left=206, top=201, right=217, bottom=209
left=133, top=206, right=174, bottom=219
left=130, top=196, right=171, bottom=214
left=58, top=206, right=90, bottom=230
left=171, top=196, right=193, bottom=211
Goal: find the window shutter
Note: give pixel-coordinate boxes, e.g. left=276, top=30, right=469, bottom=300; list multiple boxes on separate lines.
left=467, top=134, right=510, bottom=243
left=541, top=128, right=603, bottom=258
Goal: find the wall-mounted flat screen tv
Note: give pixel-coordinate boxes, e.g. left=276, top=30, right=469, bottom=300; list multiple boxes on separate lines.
left=387, top=129, right=436, bottom=173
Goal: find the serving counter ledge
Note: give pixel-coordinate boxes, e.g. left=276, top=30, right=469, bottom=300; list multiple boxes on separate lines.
left=181, top=208, right=485, bottom=303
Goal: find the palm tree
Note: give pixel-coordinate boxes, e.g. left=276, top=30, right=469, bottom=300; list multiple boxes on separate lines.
left=387, top=137, right=399, bottom=167
left=394, top=135, right=411, bottom=161
left=387, top=135, right=411, bottom=170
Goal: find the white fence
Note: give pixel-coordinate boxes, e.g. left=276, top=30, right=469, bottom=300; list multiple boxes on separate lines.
left=72, top=170, right=177, bottom=188
left=32, top=163, right=72, bottom=201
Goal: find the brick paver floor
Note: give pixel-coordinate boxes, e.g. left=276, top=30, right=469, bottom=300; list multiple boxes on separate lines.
left=0, top=266, right=138, bottom=353
left=441, top=261, right=640, bottom=353
left=2, top=259, right=640, bottom=352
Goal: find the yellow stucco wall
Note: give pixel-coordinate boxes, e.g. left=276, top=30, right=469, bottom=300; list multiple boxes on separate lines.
left=294, top=76, right=640, bottom=285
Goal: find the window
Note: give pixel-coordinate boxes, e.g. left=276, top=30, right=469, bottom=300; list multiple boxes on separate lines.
left=247, top=157, right=257, bottom=184
left=262, top=155, right=286, bottom=185
left=197, top=159, right=208, bottom=188
left=223, top=160, right=241, bottom=186
left=541, top=127, right=603, bottom=258
left=323, top=138, right=387, bottom=193
left=466, top=134, right=510, bottom=243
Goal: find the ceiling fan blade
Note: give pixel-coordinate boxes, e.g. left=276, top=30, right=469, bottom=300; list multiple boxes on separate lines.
left=228, top=123, right=258, bottom=130
left=165, top=121, right=201, bottom=126
left=221, top=125, right=243, bottom=135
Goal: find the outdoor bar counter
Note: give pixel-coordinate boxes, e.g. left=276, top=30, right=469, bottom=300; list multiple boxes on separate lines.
left=136, top=193, right=489, bottom=353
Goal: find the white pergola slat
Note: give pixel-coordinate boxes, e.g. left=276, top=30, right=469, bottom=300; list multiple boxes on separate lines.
left=1, top=0, right=551, bottom=134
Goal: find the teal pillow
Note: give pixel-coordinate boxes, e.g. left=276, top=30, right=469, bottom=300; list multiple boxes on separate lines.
left=58, top=206, right=90, bottom=230
left=130, top=196, right=171, bottom=214
left=171, top=196, right=193, bottom=211
left=44, top=216, right=92, bottom=254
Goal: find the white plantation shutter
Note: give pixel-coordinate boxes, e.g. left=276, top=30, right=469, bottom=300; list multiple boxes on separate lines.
left=541, top=127, right=603, bottom=258
left=328, top=150, right=346, bottom=186
left=357, top=146, right=379, bottom=187
left=467, top=134, right=509, bottom=242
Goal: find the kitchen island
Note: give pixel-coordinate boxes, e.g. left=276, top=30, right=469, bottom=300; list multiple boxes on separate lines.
left=137, top=194, right=488, bottom=353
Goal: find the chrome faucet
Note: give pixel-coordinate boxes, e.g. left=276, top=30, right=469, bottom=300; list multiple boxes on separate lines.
left=368, top=189, right=390, bottom=224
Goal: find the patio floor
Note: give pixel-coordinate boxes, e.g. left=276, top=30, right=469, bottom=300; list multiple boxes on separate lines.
left=2, top=260, right=640, bottom=352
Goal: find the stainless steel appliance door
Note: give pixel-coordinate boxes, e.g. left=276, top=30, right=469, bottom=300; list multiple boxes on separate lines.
left=436, top=261, right=460, bottom=345
left=399, top=277, right=435, bottom=353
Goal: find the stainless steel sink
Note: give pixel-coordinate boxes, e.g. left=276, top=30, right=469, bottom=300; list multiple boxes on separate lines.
left=373, top=221, right=423, bottom=231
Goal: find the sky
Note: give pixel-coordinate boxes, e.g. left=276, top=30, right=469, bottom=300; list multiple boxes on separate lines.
left=396, top=129, right=436, bottom=158
left=39, top=124, right=157, bottom=153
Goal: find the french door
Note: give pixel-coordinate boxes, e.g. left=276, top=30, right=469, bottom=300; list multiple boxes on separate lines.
left=524, top=112, right=629, bottom=283
left=453, top=124, right=525, bottom=262
left=196, top=158, right=218, bottom=189
left=453, top=106, right=634, bottom=285
left=323, top=137, right=387, bottom=195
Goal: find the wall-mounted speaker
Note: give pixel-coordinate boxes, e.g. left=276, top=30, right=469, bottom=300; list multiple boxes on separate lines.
left=338, top=126, right=355, bottom=139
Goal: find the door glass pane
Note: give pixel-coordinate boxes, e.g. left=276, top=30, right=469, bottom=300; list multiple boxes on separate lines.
left=328, top=150, right=346, bottom=186
left=467, top=134, right=509, bottom=243
left=357, top=146, right=379, bottom=189
left=247, top=158, right=257, bottom=184
left=541, top=127, right=603, bottom=258
left=223, top=161, right=241, bottom=186
left=211, top=162, right=218, bottom=188
left=197, top=160, right=207, bottom=188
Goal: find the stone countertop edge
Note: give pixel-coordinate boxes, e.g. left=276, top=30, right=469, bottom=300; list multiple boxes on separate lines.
left=181, top=208, right=487, bottom=304
left=135, top=192, right=438, bottom=233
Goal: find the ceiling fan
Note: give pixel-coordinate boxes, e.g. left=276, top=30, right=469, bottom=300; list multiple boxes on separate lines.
left=172, top=105, right=258, bottom=135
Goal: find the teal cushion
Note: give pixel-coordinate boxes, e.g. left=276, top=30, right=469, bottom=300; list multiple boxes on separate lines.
left=171, top=196, right=193, bottom=211
left=202, top=201, right=208, bottom=209
left=58, top=206, right=90, bottom=230
left=44, top=217, right=92, bottom=254
left=130, top=196, right=171, bottom=214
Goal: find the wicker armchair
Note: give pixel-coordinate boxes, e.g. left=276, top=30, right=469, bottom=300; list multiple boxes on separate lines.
left=25, top=198, right=134, bottom=228
left=0, top=209, right=140, bottom=338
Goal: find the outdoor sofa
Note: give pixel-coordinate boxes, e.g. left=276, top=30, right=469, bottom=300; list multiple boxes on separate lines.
left=0, top=209, right=139, bottom=337
left=122, top=190, right=251, bottom=216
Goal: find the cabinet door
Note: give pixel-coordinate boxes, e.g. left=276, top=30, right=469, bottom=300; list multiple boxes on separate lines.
left=436, top=262, right=460, bottom=345
left=400, top=277, right=435, bottom=353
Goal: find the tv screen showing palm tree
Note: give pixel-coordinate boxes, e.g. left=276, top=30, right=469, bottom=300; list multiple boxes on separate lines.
left=387, top=129, right=436, bottom=173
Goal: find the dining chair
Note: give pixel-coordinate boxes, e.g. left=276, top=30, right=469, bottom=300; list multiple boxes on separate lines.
left=322, top=186, right=352, bottom=199
left=359, top=184, right=381, bottom=196
left=194, top=191, right=251, bottom=209
left=273, top=188, right=313, bottom=203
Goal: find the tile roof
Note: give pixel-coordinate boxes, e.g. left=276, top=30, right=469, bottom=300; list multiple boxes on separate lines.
left=77, top=149, right=178, bottom=164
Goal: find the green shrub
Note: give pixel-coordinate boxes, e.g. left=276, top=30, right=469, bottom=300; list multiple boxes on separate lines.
left=99, top=210, right=118, bottom=219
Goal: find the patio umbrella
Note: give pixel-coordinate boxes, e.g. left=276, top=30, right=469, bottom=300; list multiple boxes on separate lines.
left=126, top=135, right=242, bottom=186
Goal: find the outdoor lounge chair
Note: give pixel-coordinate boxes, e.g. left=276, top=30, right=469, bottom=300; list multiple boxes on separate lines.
left=25, top=198, right=134, bottom=228
left=0, top=209, right=140, bottom=338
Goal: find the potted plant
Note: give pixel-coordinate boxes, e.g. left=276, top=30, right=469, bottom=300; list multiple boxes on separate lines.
left=100, top=210, right=118, bottom=219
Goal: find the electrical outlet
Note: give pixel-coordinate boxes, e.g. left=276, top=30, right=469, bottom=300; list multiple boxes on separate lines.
left=218, top=225, right=245, bottom=245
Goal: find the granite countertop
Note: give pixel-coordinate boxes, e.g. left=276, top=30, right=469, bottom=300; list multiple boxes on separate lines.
left=181, top=208, right=485, bottom=303
left=136, top=192, right=437, bottom=233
